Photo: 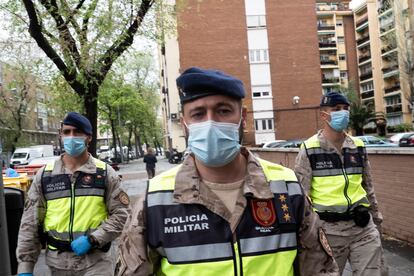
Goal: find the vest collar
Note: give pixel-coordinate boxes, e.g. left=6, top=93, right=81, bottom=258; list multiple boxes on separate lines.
left=51, top=154, right=98, bottom=175
left=317, top=130, right=358, bottom=152
left=173, top=148, right=273, bottom=206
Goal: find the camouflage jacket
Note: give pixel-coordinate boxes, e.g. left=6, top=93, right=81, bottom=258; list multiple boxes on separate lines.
left=16, top=155, right=130, bottom=273
left=116, top=148, right=339, bottom=276
left=294, top=130, right=383, bottom=225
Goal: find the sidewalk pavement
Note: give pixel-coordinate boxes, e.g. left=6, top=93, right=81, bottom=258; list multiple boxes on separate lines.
left=32, top=157, right=414, bottom=275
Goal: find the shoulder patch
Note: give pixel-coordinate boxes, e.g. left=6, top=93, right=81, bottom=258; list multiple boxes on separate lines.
left=251, top=199, right=276, bottom=227
left=319, top=228, right=333, bottom=257
left=118, top=191, right=130, bottom=206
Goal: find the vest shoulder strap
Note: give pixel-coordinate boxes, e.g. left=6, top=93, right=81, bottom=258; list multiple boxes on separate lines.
left=148, top=165, right=182, bottom=193
left=257, top=158, right=298, bottom=182
left=93, top=158, right=107, bottom=170
left=303, top=134, right=320, bottom=149
left=44, top=162, right=55, bottom=172
left=349, top=136, right=365, bottom=147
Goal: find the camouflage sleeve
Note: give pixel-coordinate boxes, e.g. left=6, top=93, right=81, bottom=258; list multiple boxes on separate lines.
left=294, top=147, right=312, bottom=194
left=116, top=195, right=160, bottom=276
left=362, top=154, right=383, bottom=225
left=16, top=168, right=46, bottom=274
left=297, top=196, right=340, bottom=276
left=90, top=165, right=130, bottom=245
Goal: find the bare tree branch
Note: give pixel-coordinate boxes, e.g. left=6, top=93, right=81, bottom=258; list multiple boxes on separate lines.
left=96, top=0, right=154, bottom=81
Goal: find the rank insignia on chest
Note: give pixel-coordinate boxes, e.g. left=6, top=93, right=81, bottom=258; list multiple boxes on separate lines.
left=250, top=199, right=276, bottom=227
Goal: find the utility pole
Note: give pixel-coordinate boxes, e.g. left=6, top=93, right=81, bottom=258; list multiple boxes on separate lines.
left=0, top=160, right=12, bottom=275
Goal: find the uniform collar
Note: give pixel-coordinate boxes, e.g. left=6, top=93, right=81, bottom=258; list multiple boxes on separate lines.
left=173, top=147, right=273, bottom=205
left=51, top=154, right=97, bottom=175
left=317, top=129, right=357, bottom=151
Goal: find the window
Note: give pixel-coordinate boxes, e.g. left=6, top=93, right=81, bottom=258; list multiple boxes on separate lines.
left=249, top=49, right=269, bottom=63
left=385, top=95, right=401, bottom=106
left=340, top=71, right=348, bottom=78
left=252, top=91, right=271, bottom=98
left=361, top=81, right=374, bottom=92
left=254, top=119, right=274, bottom=132
left=339, top=54, right=346, bottom=61
left=336, top=20, right=343, bottom=26
left=337, top=36, right=345, bottom=43
left=246, top=15, right=266, bottom=28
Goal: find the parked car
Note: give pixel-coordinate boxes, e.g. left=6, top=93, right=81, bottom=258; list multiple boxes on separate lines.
left=272, top=139, right=305, bottom=148
left=356, top=136, right=398, bottom=147
left=388, top=132, right=414, bottom=144
left=262, top=140, right=287, bottom=148
left=398, top=133, right=414, bottom=147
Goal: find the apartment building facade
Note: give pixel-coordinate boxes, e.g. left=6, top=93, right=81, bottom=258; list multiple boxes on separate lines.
left=353, top=0, right=413, bottom=128
left=0, top=62, right=60, bottom=153
left=159, top=0, right=323, bottom=148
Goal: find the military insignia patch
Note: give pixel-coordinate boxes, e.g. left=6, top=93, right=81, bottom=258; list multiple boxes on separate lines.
left=251, top=199, right=276, bottom=227
left=118, top=191, right=130, bottom=206
left=82, top=175, right=93, bottom=185
left=319, top=228, right=333, bottom=257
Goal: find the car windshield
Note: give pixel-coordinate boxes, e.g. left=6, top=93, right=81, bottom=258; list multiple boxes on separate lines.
left=12, top=153, right=27, bottom=159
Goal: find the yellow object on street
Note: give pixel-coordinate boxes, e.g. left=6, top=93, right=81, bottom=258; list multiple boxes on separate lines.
left=3, top=173, right=31, bottom=191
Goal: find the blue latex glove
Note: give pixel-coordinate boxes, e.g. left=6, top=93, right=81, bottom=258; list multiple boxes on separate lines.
left=18, top=274, right=33, bottom=276
left=71, top=235, right=92, bottom=256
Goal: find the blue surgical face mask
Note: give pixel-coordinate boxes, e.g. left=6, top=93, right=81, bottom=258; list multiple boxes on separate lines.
left=63, top=136, right=87, bottom=156
left=185, top=120, right=241, bottom=167
left=326, top=110, right=350, bottom=132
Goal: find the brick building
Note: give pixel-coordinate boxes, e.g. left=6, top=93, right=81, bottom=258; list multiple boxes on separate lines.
left=160, top=0, right=326, bottom=149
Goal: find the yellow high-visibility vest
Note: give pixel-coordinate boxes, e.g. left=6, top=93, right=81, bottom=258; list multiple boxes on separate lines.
left=42, top=158, right=108, bottom=248
left=146, top=159, right=303, bottom=276
left=302, top=135, right=369, bottom=213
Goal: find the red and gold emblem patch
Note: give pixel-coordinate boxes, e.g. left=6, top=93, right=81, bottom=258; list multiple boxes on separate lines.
left=251, top=199, right=276, bottom=227
left=82, top=175, right=93, bottom=185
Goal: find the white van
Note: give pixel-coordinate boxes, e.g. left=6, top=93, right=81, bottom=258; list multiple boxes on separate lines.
left=10, top=147, right=42, bottom=167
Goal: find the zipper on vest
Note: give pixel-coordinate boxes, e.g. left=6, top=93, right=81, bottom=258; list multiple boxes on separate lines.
left=231, top=232, right=243, bottom=276
left=338, top=154, right=351, bottom=212
left=69, top=177, right=76, bottom=241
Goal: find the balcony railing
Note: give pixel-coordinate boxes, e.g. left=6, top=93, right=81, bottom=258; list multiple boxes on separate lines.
left=382, top=65, right=399, bottom=74
left=359, top=55, right=371, bottom=63
left=380, top=23, right=395, bottom=33
left=361, top=90, right=374, bottom=99
left=319, top=41, right=337, bottom=48
left=360, top=72, right=373, bottom=81
left=384, top=84, right=401, bottom=94
left=357, top=36, right=370, bottom=45
left=386, top=104, right=402, bottom=114
left=317, top=24, right=335, bottom=31
left=356, top=16, right=368, bottom=28
left=322, top=77, right=340, bottom=84
left=320, top=60, right=338, bottom=65
left=381, top=44, right=397, bottom=54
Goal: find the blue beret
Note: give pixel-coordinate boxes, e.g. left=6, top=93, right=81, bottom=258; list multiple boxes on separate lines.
left=176, top=67, right=245, bottom=103
left=320, top=92, right=350, bottom=107
left=62, top=112, right=92, bottom=135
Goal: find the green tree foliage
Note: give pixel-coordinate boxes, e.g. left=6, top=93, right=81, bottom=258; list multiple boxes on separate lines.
left=341, top=85, right=375, bottom=136
left=1, top=0, right=157, bottom=155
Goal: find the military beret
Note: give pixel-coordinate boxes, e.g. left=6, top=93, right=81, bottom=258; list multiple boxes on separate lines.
left=320, top=92, right=350, bottom=107
left=176, top=67, right=245, bottom=104
left=62, top=112, right=92, bottom=135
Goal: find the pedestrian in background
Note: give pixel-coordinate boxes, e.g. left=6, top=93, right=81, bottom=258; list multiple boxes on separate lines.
left=143, top=147, right=157, bottom=179
left=295, top=92, right=387, bottom=276
left=16, top=112, right=130, bottom=276
left=116, top=67, right=339, bottom=276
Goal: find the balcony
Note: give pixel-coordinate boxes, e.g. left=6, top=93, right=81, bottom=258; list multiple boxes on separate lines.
left=320, top=60, right=338, bottom=65
left=357, top=35, right=370, bottom=45
left=382, top=65, right=399, bottom=74
left=381, top=44, right=397, bottom=54
left=356, top=16, right=368, bottom=28
left=380, top=22, right=395, bottom=33
left=317, top=24, right=335, bottom=31
left=378, top=1, right=392, bottom=15
left=386, top=104, right=402, bottom=114
left=322, top=77, right=340, bottom=84
left=360, top=72, right=373, bottom=81
left=319, top=41, right=337, bottom=48
left=384, top=84, right=401, bottom=94
left=359, top=55, right=371, bottom=63
left=361, top=90, right=374, bottom=99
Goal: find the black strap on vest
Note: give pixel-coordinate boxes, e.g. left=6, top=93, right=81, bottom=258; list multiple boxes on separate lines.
left=46, top=235, right=111, bottom=253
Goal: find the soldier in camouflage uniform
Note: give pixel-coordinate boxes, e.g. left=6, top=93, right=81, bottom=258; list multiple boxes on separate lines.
left=16, top=112, right=130, bottom=276
left=295, top=92, right=387, bottom=276
left=116, top=67, right=338, bottom=276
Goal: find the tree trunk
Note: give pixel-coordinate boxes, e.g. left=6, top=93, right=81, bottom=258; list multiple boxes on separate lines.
left=136, top=134, right=144, bottom=157
left=355, top=127, right=364, bottom=136
left=84, top=83, right=99, bottom=157
left=127, top=127, right=132, bottom=163
left=134, top=127, right=139, bottom=158
left=110, top=118, right=118, bottom=161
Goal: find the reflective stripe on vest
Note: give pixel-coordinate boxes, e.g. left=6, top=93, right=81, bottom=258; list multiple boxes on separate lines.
left=42, top=158, right=108, bottom=244
left=146, top=158, right=301, bottom=276
left=303, top=135, right=369, bottom=213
